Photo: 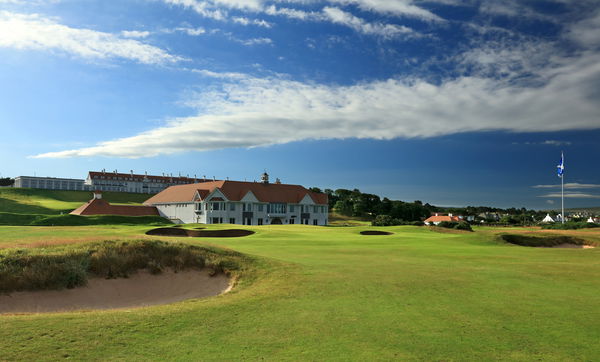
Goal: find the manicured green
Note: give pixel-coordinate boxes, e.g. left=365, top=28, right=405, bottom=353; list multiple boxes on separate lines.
left=0, top=188, right=150, bottom=214
left=1, top=224, right=599, bottom=361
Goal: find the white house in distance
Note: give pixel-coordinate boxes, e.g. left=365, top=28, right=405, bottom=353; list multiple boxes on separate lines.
left=144, top=173, right=329, bottom=225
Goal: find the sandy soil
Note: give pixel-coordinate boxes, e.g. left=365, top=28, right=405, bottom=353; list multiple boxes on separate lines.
left=0, top=269, right=230, bottom=314
left=550, top=243, right=595, bottom=249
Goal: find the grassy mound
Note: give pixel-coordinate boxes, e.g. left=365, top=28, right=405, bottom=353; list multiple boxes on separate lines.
left=0, top=240, right=248, bottom=293
left=0, top=188, right=149, bottom=215
left=500, top=234, right=587, bottom=247
left=0, top=212, right=169, bottom=226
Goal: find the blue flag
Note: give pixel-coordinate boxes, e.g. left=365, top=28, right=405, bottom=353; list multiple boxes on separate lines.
left=557, top=153, right=564, bottom=178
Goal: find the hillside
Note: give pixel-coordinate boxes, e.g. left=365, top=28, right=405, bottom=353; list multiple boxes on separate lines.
left=0, top=188, right=150, bottom=214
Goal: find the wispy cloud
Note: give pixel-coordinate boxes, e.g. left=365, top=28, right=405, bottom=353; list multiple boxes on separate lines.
left=327, top=0, right=443, bottom=22
left=539, top=192, right=600, bottom=199
left=533, top=183, right=600, bottom=189
left=156, top=0, right=420, bottom=38
left=121, top=30, right=151, bottom=38
left=0, top=11, right=184, bottom=64
left=32, top=46, right=600, bottom=158
left=322, top=7, right=414, bottom=38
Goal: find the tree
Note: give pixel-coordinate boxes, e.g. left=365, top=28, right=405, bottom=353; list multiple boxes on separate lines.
left=0, top=178, right=14, bottom=187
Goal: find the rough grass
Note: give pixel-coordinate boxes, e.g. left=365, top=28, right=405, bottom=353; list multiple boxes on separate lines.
left=0, top=240, right=248, bottom=293
left=0, top=188, right=149, bottom=215
left=1, top=224, right=600, bottom=360
left=0, top=212, right=169, bottom=226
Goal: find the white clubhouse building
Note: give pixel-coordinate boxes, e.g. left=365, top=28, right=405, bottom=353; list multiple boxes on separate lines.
left=144, top=173, right=329, bottom=225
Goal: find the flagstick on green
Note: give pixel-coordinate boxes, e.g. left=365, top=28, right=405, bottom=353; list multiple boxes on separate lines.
left=558, top=152, right=565, bottom=224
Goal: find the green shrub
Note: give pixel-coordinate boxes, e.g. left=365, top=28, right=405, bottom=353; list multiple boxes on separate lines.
left=371, top=215, right=424, bottom=227
left=454, top=221, right=473, bottom=231
left=541, top=222, right=599, bottom=230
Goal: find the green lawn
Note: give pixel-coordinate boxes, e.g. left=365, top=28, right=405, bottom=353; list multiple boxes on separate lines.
left=0, top=188, right=150, bottom=214
left=1, top=224, right=599, bottom=360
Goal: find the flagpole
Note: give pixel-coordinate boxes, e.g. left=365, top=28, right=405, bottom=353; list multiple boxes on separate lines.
left=561, top=151, right=564, bottom=224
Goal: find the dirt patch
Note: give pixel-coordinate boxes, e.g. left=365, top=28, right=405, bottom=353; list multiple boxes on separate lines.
left=500, top=234, right=593, bottom=248
left=0, top=269, right=230, bottom=314
left=146, top=228, right=254, bottom=238
left=360, top=230, right=393, bottom=235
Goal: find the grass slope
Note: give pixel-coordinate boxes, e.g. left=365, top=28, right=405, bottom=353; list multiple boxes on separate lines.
left=1, top=224, right=599, bottom=360
left=0, top=188, right=150, bottom=214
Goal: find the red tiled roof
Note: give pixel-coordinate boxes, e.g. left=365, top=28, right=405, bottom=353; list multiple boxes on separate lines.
left=70, top=198, right=159, bottom=216
left=424, top=215, right=461, bottom=223
left=144, top=180, right=328, bottom=205
left=88, top=171, right=208, bottom=184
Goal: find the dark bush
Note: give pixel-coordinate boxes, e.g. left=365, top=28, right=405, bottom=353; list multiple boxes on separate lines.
left=454, top=221, right=473, bottom=231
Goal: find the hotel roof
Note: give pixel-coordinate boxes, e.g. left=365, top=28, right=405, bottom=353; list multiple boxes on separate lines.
left=144, top=180, right=328, bottom=205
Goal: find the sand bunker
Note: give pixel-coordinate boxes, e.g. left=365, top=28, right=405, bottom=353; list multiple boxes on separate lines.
left=500, top=234, right=594, bottom=248
left=360, top=230, right=393, bottom=235
left=0, top=269, right=230, bottom=314
left=549, top=243, right=595, bottom=249
left=146, top=228, right=254, bottom=237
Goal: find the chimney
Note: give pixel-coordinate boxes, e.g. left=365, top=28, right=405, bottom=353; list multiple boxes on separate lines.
left=449, top=213, right=453, bottom=217
left=275, top=178, right=281, bottom=184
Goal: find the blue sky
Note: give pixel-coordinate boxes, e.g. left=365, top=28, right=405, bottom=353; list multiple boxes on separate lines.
left=1, top=0, right=599, bottom=209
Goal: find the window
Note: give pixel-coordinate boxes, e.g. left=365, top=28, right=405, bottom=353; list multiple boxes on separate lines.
left=211, top=202, right=221, bottom=211
left=258, top=204, right=264, bottom=212
left=244, top=203, right=252, bottom=212
left=230, top=203, right=236, bottom=211
left=212, top=217, right=221, bottom=224
left=289, top=219, right=294, bottom=224
left=268, top=203, right=287, bottom=214
left=289, top=205, right=295, bottom=212
left=229, top=218, right=236, bottom=224
left=258, top=218, right=263, bottom=225
left=313, top=219, right=318, bottom=226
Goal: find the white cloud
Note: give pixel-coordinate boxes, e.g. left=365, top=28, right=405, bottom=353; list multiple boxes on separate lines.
left=232, top=16, right=272, bottom=27
left=539, top=192, right=600, bottom=199
left=157, top=1, right=422, bottom=37
left=541, top=140, right=571, bottom=146
left=159, top=0, right=227, bottom=20
left=190, top=68, right=249, bottom=79
left=322, top=7, right=414, bottom=38
left=32, top=47, right=600, bottom=159
left=0, top=11, right=183, bottom=64
left=121, top=30, right=151, bottom=38
left=237, top=37, right=273, bottom=45
left=327, top=0, right=443, bottom=21
left=533, top=183, right=600, bottom=189
left=566, top=11, right=600, bottom=49
left=174, top=26, right=206, bottom=35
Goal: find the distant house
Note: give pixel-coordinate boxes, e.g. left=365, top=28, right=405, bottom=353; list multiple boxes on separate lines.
left=144, top=173, right=328, bottom=225
left=70, top=191, right=159, bottom=216
left=424, top=213, right=461, bottom=226
left=587, top=217, right=600, bottom=224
